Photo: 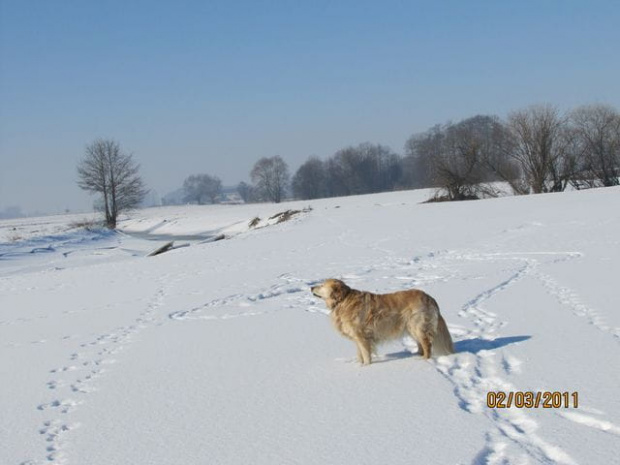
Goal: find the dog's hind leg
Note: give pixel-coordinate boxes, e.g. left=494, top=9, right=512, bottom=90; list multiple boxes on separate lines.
left=408, top=324, right=433, bottom=359
left=419, top=334, right=432, bottom=359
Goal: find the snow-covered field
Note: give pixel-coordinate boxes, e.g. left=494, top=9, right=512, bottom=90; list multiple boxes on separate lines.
left=2, top=187, right=619, bottom=465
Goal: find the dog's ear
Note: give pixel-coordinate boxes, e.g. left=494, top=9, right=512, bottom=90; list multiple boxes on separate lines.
left=331, top=280, right=350, bottom=303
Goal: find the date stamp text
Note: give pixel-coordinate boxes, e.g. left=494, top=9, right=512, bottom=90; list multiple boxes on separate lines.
left=487, top=391, right=579, bottom=409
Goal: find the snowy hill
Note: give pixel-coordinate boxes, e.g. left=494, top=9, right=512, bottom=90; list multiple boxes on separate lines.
left=1, top=187, right=620, bottom=465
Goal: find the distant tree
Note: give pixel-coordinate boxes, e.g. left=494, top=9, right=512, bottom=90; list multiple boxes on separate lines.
left=324, top=143, right=401, bottom=196
left=507, top=104, right=573, bottom=193
left=237, top=181, right=255, bottom=203
left=250, top=156, right=290, bottom=203
left=77, top=138, right=147, bottom=229
left=569, top=104, right=620, bottom=188
left=332, top=146, right=371, bottom=195
left=402, top=125, right=443, bottom=189
left=292, top=156, right=327, bottom=199
left=359, top=143, right=402, bottom=192
left=324, top=153, right=349, bottom=197
left=432, top=119, right=489, bottom=200
left=410, top=117, right=490, bottom=200
left=403, top=116, right=516, bottom=200
left=183, top=174, right=222, bottom=204
left=480, top=118, right=527, bottom=195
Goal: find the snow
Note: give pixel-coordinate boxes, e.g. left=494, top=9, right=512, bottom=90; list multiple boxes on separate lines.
left=2, top=187, right=620, bottom=465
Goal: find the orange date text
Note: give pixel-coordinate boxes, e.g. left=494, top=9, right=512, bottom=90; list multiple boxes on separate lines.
left=486, top=391, right=578, bottom=409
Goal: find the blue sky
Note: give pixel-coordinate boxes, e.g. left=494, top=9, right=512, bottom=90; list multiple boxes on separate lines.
left=1, top=0, right=619, bottom=214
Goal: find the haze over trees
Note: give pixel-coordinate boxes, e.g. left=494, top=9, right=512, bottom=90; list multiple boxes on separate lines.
left=182, top=174, right=223, bottom=204
left=77, top=138, right=147, bottom=228
left=291, top=144, right=402, bottom=200
left=236, top=181, right=255, bottom=203
left=329, top=143, right=402, bottom=197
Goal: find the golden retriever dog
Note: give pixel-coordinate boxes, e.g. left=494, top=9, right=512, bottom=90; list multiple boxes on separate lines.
left=311, top=279, right=454, bottom=365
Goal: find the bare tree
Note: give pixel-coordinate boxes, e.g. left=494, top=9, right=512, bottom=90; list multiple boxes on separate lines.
left=507, top=104, right=573, bottom=193
left=434, top=121, right=485, bottom=200
left=402, top=125, right=443, bottom=189
left=569, top=104, right=620, bottom=188
left=428, top=116, right=509, bottom=200
left=77, top=138, right=147, bottom=229
left=329, top=147, right=359, bottom=196
left=324, top=155, right=349, bottom=197
left=292, top=156, right=327, bottom=200
left=359, top=143, right=402, bottom=193
left=183, top=174, right=222, bottom=204
left=250, top=156, right=290, bottom=203
left=402, top=117, right=512, bottom=200
left=237, top=181, right=255, bottom=203
left=481, top=120, right=528, bottom=195
left=323, top=143, right=402, bottom=196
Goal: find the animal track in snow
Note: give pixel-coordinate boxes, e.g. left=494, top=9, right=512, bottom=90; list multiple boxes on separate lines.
left=169, top=276, right=313, bottom=321
left=533, top=269, right=620, bottom=343
left=500, top=354, right=523, bottom=375
left=431, top=250, right=582, bottom=464
left=27, top=278, right=173, bottom=465
left=559, top=411, right=620, bottom=436
left=435, top=348, right=576, bottom=464
left=37, top=399, right=80, bottom=414
left=35, top=419, right=77, bottom=464
left=49, top=366, right=80, bottom=374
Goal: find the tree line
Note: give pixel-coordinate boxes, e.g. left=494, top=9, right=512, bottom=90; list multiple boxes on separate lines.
left=76, top=102, right=619, bottom=228
left=292, top=103, right=620, bottom=201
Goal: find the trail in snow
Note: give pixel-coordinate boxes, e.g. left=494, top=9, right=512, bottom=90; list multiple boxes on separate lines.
left=17, top=242, right=619, bottom=465
left=21, top=275, right=179, bottom=465
left=166, top=247, right=617, bottom=465
left=431, top=252, right=572, bottom=464
left=427, top=250, right=618, bottom=464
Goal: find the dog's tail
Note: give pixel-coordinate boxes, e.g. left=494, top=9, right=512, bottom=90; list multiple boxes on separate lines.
left=433, top=314, right=455, bottom=356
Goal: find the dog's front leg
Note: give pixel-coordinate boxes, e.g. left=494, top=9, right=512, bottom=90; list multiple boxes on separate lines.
left=355, top=345, right=365, bottom=364
left=354, top=338, right=372, bottom=365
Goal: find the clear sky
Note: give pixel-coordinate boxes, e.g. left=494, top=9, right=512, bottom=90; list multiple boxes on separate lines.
left=1, top=0, right=619, bottom=214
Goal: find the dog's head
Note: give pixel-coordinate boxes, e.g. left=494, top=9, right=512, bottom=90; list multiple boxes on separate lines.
left=311, top=279, right=351, bottom=309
